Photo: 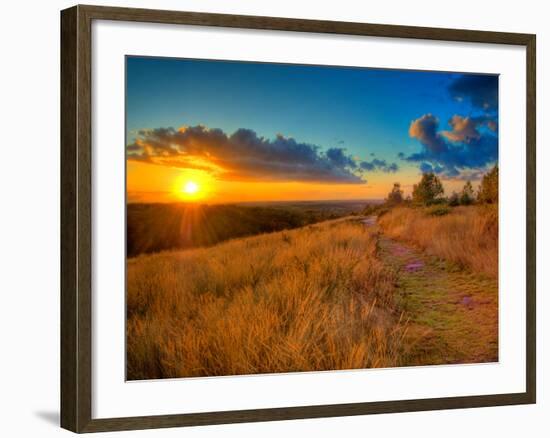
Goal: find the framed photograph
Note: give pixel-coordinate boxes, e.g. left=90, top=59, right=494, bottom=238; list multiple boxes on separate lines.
left=60, top=4, right=536, bottom=433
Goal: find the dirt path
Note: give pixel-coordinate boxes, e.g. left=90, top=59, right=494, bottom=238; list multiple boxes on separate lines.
left=362, top=217, right=498, bottom=365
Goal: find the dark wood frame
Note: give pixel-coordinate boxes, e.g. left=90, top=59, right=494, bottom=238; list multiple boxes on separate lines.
left=61, top=4, right=536, bottom=433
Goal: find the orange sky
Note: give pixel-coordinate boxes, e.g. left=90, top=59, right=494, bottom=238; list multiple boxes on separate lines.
left=127, top=160, right=471, bottom=204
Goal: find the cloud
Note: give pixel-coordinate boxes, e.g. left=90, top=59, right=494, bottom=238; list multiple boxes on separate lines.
left=419, top=162, right=444, bottom=174
left=127, top=125, right=368, bottom=184
left=359, top=158, right=399, bottom=173
left=326, top=147, right=357, bottom=169
left=448, top=75, right=498, bottom=111
left=408, top=114, right=447, bottom=154
left=419, top=162, right=432, bottom=173
left=441, top=115, right=498, bottom=143
left=442, top=115, right=480, bottom=143
left=405, top=113, right=498, bottom=178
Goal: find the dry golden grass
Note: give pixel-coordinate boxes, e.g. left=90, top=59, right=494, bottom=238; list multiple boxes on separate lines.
left=127, top=219, right=405, bottom=379
left=378, top=205, right=498, bottom=278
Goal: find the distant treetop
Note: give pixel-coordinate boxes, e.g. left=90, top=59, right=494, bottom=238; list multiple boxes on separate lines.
left=412, top=172, right=444, bottom=205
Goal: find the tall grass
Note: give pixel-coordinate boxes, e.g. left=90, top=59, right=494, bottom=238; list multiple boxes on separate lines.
left=378, top=206, right=498, bottom=278
left=127, top=219, right=405, bottom=379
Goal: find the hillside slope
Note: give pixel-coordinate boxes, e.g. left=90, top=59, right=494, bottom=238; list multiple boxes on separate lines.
left=127, top=218, right=404, bottom=379
left=127, top=207, right=499, bottom=380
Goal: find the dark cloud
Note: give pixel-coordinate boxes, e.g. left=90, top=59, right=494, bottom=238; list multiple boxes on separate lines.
left=127, top=125, right=366, bottom=184
left=448, top=75, right=498, bottom=111
left=408, top=114, right=447, bottom=154
left=326, top=147, right=357, bottom=169
left=359, top=158, right=399, bottom=173
left=405, top=113, right=498, bottom=178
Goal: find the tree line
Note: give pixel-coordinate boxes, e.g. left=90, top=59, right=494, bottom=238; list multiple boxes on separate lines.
left=386, top=165, right=498, bottom=207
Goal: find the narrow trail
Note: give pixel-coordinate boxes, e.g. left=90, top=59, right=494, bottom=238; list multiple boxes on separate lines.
left=362, top=217, right=498, bottom=365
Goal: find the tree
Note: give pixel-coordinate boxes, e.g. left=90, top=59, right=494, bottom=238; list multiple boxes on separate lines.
left=448, top=191, right=460, bottom=207
left=460, top=180, right=475, bottom=205
left=412, top=172, right=444, bottom=205
left=478, top=165, right=499, bottom=204
left=387, top=182, right=404, bottom=205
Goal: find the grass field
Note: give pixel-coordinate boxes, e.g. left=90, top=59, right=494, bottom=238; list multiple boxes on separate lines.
left=126, top=205, right=498, bottom=379
left=378, top=205, right=498, bottom=278
left=127, top=218, right=405, bottom=380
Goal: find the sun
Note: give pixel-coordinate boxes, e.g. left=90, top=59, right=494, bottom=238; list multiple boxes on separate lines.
left=173, top=173, right=211, bottom=201
left=183, top=181, right=199, bottom=194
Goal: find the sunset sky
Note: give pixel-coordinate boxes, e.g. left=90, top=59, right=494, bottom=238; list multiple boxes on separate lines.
left=126, top=56, right=498, bottom=203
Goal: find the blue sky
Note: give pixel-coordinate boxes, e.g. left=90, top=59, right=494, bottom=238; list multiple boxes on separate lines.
left=126, top=56, right=498, bottom=200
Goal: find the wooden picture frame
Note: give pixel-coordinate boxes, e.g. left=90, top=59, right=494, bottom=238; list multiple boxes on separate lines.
left=61, top=4, right=536, bottom=433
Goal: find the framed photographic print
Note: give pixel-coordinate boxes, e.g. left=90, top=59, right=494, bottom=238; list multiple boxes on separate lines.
left=60, top=4, right=536, bottom=433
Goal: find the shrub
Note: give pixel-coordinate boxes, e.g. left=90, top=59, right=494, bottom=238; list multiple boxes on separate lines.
left=362, top=203, right=388, bottom=217
left=427, top=205, right=450, bottom=216
left=448, top=192, right=460, bottom=207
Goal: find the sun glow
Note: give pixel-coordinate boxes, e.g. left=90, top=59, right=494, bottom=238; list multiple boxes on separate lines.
left=172, top=173, right=212, bottom=202
left=183, top=181, right=199, bottom=194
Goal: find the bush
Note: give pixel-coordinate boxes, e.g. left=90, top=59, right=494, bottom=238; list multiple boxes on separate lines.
left=448, top=192, right=460, bottom=207
left=427, top=205, right=450, bottom=216
left=362, top=203, right=388, bottom=217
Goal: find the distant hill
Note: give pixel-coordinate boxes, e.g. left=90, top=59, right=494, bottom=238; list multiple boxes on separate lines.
left=127, top=200, right=367, bottom=257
